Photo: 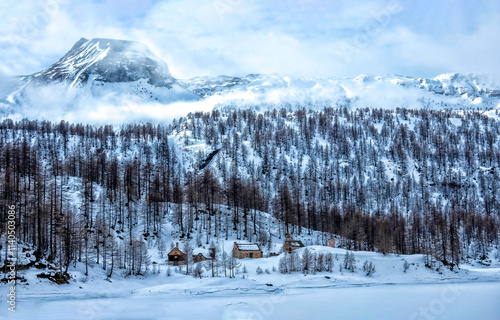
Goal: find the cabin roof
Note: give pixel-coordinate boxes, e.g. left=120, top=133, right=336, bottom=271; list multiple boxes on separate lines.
left=285, top=239, right=304, bottom=245
left=167, top=247, right=184, bottom=256
left=234, top=243, right=261, bottom=251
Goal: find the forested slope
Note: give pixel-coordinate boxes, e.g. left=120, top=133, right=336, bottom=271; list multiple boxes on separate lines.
left=1, top=107, right=499, bottom=275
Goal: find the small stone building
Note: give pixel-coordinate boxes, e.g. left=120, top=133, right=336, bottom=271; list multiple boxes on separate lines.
left=328, top=238, right=336, bottom=248
left=282, top=234, right=305, bottom=252
left=167, top=247, right=186, bottom=266
left=232, top=242, right=262, bottom=259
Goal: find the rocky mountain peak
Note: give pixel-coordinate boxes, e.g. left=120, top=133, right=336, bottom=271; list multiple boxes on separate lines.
left=31, top=38, right=173, bottom=87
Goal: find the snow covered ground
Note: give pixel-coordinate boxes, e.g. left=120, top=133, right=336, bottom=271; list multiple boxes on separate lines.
left=2, top=280, right=499, bottom=319
left=2, top=247, right=499, bottom=319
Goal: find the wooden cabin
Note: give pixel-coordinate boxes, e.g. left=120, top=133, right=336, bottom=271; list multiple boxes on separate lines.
left=282, top=234, right=305, bottom=252
left=167, top=247, right=186, bottom=266
left=232, top=242, right=262, bottom=259
left=193, top=253, right=208, bottom=263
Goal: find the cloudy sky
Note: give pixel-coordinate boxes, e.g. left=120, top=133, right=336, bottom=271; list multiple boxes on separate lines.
left=1, top=0, right=499, bottom=79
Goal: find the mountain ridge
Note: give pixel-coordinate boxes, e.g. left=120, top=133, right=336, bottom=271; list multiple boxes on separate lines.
left=1, top=38, right=499, bottom=122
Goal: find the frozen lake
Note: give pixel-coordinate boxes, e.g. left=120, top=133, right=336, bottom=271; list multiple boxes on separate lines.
left=4, top=281, right=500, bottom=320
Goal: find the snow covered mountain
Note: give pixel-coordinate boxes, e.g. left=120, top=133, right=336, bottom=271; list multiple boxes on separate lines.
left=1, top=38, right=499, bottom=122
left=31, top=38, right=174, bottom=88
left=180, top=73, right=500, bottom=110
left=0, top=38, right=197, bottom=117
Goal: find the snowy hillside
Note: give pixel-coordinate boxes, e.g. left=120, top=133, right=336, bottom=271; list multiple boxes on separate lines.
left=2, top=192, right=499, bottom=318
left=1, top=38, right=500, bottom=123
left=1, top=107, right=499, bottom=278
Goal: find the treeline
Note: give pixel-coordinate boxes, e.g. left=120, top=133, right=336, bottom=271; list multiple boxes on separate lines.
left=0, top=107, right=499, bottom=275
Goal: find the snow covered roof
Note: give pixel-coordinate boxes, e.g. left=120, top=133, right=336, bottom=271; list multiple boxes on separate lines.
left=193, top=248, right=209, bottom=255
left=290, top=241, right=304, bottom=247
left=234, top=243, right=261, bottom=251
left=167, top=247, right=184, bottom=256
left=284, top=238, right=304, bottom=247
